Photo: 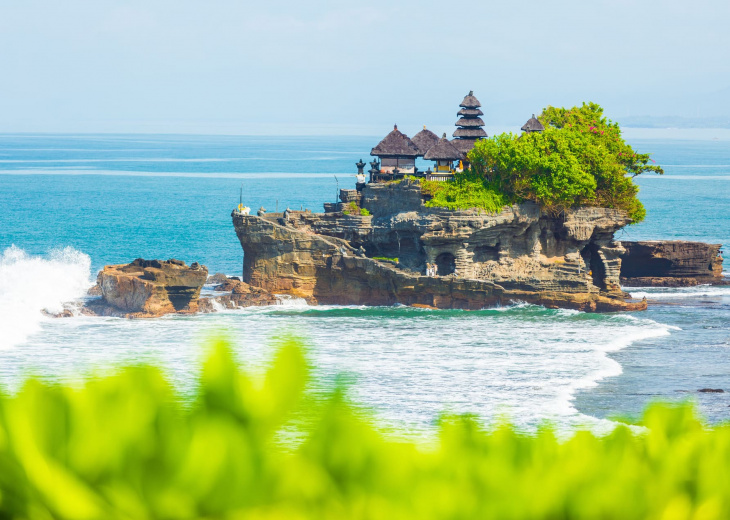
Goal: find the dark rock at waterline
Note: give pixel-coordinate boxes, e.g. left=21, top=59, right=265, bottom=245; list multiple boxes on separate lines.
left=619, top=241, right=724, bottom=287
left=698, top=388, right=725, bottom=393
left=207, top=272, right=230, bottom=285
left=199, top=280, right=277, bottom=311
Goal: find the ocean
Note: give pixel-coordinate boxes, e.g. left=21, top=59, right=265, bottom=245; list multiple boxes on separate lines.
left=0, top=133, right=728, bottom=437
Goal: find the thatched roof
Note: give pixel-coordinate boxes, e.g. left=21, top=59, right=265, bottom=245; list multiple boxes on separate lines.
left=424, top=134, right=465, bottom=161
left=455, top=117, right=485, bottom=128
left=457, top=108, right=484, bottom=117
left=370, top=125, right=420, bottom=157
left=521, top=114, right=545, bottom=133
left=412, top=127, right=440, bottom=155
left=451, top=139, right=477, bottom=154
left=453, top=127, right=488, bottom=138
left=459, top=90, right=481, bottom=109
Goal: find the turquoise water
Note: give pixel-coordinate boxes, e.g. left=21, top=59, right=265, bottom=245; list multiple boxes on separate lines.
left=0, top=134, right=728, bottom=435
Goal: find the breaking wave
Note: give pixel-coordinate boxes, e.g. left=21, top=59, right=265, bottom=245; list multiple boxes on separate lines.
left=0, top=246, right=92, bottom=350
left=626, top=286, right=730, bottom=300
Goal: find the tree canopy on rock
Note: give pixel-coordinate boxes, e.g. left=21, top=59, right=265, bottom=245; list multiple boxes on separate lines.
left=451, top=102, right=662, bottom=222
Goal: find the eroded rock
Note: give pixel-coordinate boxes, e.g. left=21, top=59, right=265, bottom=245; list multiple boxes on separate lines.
left=86, top=258, right=208, bottom=318
left=620, top=241, right=725, bottom=286
left=232, top=183, right=647, bottom=312
left=207, top=272, right=230, bottom=285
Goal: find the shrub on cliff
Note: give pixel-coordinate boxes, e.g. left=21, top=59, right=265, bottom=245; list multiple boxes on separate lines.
left=423, top=171, right=509, bottom=212
left=0, top=338, right=728, bottom=519
left=468, top=102, right=662, bottom=222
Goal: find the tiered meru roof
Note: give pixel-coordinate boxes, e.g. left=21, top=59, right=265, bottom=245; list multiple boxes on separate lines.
left=454, top=90, right=487, bottom=140
left=424, top=134, right=465, bottom=161
left=457, top=108, right=484, bottom=117
left=411, top=127, right=440, bottom=156
left=459, top=91, right=482, bottom=109
left=521, top=114, right=545, bottom=133
left=370, top=125, right=420, bottom=157
left=451, top=138, right=477, bottom=154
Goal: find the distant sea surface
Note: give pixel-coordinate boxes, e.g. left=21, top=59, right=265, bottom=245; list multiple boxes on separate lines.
left=0, top=134, right=728, bottom=436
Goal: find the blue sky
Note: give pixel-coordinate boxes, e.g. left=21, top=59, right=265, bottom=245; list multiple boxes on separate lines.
left=1, top=0, right=728, bottom=134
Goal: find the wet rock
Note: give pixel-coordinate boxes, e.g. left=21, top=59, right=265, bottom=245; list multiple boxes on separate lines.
left=87, top=284, right=102, bottom=296
left=698, top=388, right=725, bottom=393
left=199, top=284, right=277, bottom=312
left=620, top=241, right=724, bottom=286
left=207, top=272, right=230, bottom=285
left=214, top=279, right=251, bottom=294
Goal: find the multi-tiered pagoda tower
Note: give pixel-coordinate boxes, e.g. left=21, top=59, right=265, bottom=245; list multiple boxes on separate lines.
left=452, top=91, right=487, bottom=156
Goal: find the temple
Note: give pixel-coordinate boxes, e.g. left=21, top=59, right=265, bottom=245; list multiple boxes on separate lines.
left=232, top=93, right=653, bottom=313
left=423, top=134, right=465, bottom=180
left=452, top=91, right=487, bottom=155
left=521, top=114, right=545, bottom=133
left=369, top=125, right=420, bottom=180
left=366, top=91, right=492, bottom=182
left=365, top=91, right=545, bottom=183
left=411, top=126, right=440, bottom=155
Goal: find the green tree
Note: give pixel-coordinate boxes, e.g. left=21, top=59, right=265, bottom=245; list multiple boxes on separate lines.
left=467, top=102, right=663, bottom=222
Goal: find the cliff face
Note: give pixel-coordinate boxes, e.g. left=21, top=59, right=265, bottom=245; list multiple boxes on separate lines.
left=233, top=183, right=646, bottom=312
left=620, top=241, right=725, bottom=286
left=90, top=259, right=208, bottom=318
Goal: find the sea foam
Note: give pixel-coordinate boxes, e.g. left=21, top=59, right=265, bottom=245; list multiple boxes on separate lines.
left=626, top=286, right=730, bottom=300
left=0, top=246, right=92, bottom=350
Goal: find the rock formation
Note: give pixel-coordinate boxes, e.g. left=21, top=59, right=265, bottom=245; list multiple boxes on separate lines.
left=233, top=182, right=647, bottom=312
left=198, top=278, right=278, bottom=312
left=87, top=258, right=208, bottom=318
left=619, top=241, right=725, bottom=286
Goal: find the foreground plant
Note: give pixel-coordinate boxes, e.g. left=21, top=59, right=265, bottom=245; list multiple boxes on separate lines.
left=0, top=339, right=727, bottom=519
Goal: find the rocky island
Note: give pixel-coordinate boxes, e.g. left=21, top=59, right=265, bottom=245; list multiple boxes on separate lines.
left=73, top=96, right=725, bottom=318
left=85, top=258, right=209, bottom=318
left=233, top=182, right=646, bottom=312
left=231, top=96, right=725, bottom=313
left=82, top=259, right=278, bottom=318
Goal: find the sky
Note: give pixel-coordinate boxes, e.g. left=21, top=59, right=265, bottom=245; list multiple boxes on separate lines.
left=1, top=0, right=729, bottom=135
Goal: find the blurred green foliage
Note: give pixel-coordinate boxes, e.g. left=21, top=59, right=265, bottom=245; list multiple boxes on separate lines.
left=0, top=338, right=728, bottom=519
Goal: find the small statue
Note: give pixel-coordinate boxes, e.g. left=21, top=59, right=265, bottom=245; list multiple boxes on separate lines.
left=356, top=159, right=366, bottom=175
left=257, top=206, right=267, bottom=217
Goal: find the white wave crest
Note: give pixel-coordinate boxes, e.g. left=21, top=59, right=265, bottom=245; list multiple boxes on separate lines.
left=626, top=286, right=730, bottom=300
left=0, top=246, right=92, bottom=350
left=274, top=294, right=309, bottom=307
